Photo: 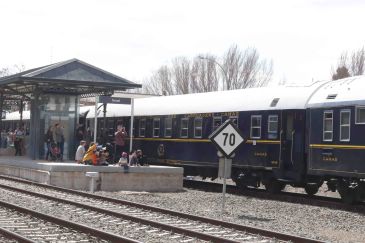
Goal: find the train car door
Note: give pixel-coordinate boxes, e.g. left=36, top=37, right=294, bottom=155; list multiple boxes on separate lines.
left=280, top=110, right=306, bottom=179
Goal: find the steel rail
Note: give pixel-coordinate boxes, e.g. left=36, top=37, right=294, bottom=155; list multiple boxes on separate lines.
left=0, top=175, right=325, bottom=243
left=0, top=198, right=140, bottom=243
left=0, top=183, right=239, bottom=243
left=0, top=226, right=36, bottom=243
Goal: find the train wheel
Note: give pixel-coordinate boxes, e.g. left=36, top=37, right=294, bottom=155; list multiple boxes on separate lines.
left=304, top=184, right=319, bottom=196
left=338, top=187, right=357, bottom=204
left=263, top=180, right=285, bottom=193
left=236, top=180, right=247, bottom=191
left=338, top=180, right=359, bottom=204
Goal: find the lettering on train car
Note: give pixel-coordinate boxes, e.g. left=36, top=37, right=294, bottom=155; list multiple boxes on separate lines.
left=271, top=160, right=279, bottom=165
left=322, top=156, right=338, bottom=162
left=254, top=152, right=267, bottom=157
left=185, top=113, right=212, bottom=118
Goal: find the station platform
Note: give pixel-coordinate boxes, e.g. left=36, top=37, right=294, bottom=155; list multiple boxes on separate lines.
left=0, top=156, right=183, bottom=192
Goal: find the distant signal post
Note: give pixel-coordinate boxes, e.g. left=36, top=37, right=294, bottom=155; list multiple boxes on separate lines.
left=209, top=119, right=244, bottom=215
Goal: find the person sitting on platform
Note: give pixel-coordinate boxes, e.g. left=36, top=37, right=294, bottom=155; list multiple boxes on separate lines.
left=98, top=147, right=109, bottom=166
left=129, top=149, right=143, bottom=166
left=118, top=152, right=129, bottom=168
left=75, top=140, right=86, bottom=163
left=82, top=142, right=98, bottom=165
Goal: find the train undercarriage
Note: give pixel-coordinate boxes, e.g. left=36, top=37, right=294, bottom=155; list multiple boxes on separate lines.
left=184, top=165, right=365, bottom=204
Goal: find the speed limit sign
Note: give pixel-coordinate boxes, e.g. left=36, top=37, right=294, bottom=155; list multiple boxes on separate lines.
left=209, top=119, right=244, bottom=158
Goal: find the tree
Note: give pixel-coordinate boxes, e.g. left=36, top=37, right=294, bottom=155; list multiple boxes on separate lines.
left=332, top=47, right=365, bottom=80
left=222, top=44, right=273, bottom=90
left=332, top=66, right=350, bottom=80
left=143, top=65, right=174, bottom=95
left=142, top=44, right=274, bottom=95
left=0, top=67, right=10, bottom=77
left=172, top=57, right=191, bottom=94
left=190, top=54, right=219, bottom=93
left=0, top=64, right=25, bottom=78
left=350, top=47, right=364, bottom=76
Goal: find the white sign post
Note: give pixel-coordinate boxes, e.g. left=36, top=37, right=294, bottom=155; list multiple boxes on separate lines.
left=209, top=119, right=244, bottom=216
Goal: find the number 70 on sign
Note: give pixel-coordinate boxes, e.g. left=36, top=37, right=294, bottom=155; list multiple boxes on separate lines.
left=209, top=119, right=245, bottom=158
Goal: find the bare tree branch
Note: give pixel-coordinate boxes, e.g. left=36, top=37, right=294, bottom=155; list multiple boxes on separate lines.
left=332, top=47, right=364, bottom=80
left=191, top=55, right=219, bottom=93
left=222, top=44, right=273, bottom=90
left=350, top=47, right=364, bottom=76
left=172, top=57, right=191, bottom=94
left=0, top=67, right=10, bottom=77
left=143, top=65, right=174, bottom=95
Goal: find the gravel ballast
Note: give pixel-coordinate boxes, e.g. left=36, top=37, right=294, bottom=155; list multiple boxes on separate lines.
left=96, top=187, right=365, bottom=243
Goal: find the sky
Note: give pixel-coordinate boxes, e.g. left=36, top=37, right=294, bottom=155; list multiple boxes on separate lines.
left=0, top=0, right=364, bottom=86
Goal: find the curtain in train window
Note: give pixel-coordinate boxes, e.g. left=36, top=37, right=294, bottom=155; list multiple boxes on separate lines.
left=250, top=115, right=262, bottom=139
left=153, top=118, right=160, bottom=137
left=268, top=115, right=278, bottom=139
left=323, top=111, right=333, bottom=141
left=180, top=118, right=189, bottom=138
left=139, top=119, right=146, bottom=137
left=355, top=106, right=365, bottom=124
left=164, top=118, right=172, bottom=137
left=194, top=117, right=203, bottom=138
left=340, top=110, right=350, bottom=141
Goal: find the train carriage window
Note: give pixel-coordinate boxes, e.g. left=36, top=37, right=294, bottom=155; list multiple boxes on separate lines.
left=268, top=115, right=278, bottom=139
left=107, top=120, right=114, bottom=136
left=164, top=118, right=172, bottom=137
left=139, top=119, right=146, bottom=137
left=194, top=117, right=203, bottom=138
left=213, top=116, right=222, bottom=131
left=153, top=118, right=160, bottom=137
left=250, top=115, right=262, bottom=139
left=323, top=111, right=333, bottom=141
left=355, top=106, right=365, bottom=124
left=340, top=110, right=350, bottom=142
left=180, top=118, right=189, bottom=138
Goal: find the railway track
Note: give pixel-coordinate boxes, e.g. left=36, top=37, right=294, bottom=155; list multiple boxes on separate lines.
left=0, top=198, right=137, bottom=243
left=183, top=179, right=365, bottom=211
left=0, top=175, right=323, bottom=243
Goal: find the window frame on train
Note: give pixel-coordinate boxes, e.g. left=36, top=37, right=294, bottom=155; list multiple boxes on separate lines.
left=180, top=118, right=189, bottom=138
left=268, top=115, right=278, bottom=139
left=340, top=109, right=351, bottom=142
left=323, top=110, right=333, bottom=142
left=194, top=117, right=203, bottom=138
left=153, top=118, right=160, bottom=138
left=139, top=118, right=146, bottom=137
left=355, top=106, right=365, bottom=124
left=250, top=115, right=262, bottom=139
left=164, top=117, right=172, bottom=138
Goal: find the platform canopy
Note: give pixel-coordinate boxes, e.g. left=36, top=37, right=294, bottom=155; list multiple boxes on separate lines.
left=0, top=58, right=142, bottom=103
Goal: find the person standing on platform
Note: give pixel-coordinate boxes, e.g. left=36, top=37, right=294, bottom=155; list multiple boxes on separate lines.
left=75, top=123, right=84, bottom=144
left=53, top=123, right=64, bottom=161
left=75, top=140, right=86, bottom=163
left=14, top=126, right=25, bottom=156
left=114, top=125, right=127, bottom=163
left=44, top=126, right=53, bottom=160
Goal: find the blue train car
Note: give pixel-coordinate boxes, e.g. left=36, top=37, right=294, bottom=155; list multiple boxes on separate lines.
left=91, top=83, right=323, bottom=194
left=6, top=75, right=365, bottom=203
left=306, top=76, right=365, bottom=203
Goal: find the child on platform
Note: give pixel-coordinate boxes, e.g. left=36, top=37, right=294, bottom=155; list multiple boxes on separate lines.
left=75, top=140, right=86, bottom=163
